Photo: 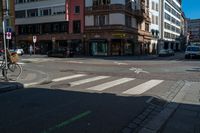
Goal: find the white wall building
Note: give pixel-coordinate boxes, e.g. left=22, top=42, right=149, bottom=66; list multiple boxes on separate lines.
left=159, top=0, right=182, bottom=51
left=149, top=0, right=160, bottom=54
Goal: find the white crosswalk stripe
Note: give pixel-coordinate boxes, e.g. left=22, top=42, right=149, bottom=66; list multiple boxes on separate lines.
left=122, top=80, right=164, bottom=95
left=52, top=74, right=86, bottom=82
left=69, top=76, right=110, bottom=87
left=50, top=74, right=167, bottom=95
left=87, top=78, right=135, bottom=91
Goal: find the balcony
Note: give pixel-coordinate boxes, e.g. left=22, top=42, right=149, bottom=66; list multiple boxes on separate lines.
left=85, top=25, right=138, bottom=33
left=15, top=14, right=65, bottom=25
left=85, top=4, right=146, bottom=19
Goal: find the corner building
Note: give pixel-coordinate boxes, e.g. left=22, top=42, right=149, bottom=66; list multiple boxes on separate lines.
left=15, top=0, right=84, bottom=54
left=85, top=0, right=152, bottom=56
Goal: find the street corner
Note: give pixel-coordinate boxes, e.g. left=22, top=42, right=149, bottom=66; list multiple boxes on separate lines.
left=0, top=82, right=24, bottom=94
left=18, top=68, right=50, bottom=88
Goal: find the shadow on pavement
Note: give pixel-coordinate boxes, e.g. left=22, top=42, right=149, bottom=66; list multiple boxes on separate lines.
left=0, top=87, right=152, bottom=133
left=0, top=87, right=199, bottom=133
left=0, top=81, right=24, bottom=94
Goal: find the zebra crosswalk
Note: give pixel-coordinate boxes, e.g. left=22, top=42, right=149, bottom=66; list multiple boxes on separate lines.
left=50, top=74, right=171, bottom=96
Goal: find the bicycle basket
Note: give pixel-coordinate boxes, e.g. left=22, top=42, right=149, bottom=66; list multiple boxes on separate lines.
left=6, top=49, right=19, bottom=63
left=10, top=53, right=19, bottom=63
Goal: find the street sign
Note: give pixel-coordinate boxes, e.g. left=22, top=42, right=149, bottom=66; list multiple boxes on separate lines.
left=6, top=32, right=12, bottom=40
left=33, top=36, right=37, bottom=43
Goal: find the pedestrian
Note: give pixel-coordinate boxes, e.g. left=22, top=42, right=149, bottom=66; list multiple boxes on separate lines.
left=29, top=44, right=33, bottom=56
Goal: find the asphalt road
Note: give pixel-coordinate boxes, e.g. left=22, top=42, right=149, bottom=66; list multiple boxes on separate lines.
left=1, top=53, right=200, bottom=133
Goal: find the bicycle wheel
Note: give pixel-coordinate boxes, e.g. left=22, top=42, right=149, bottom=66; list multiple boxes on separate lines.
left=3, top=63, right=22, bottom=81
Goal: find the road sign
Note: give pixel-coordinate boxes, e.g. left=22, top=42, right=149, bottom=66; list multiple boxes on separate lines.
left=33, top=36, right=37, bottom=43
left=6, top=32, right=12, bottom=40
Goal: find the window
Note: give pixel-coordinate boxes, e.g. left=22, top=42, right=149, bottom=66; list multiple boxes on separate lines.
left=156, top=3, right=159, bottom=11
left=125, top=15, right=132, bottom=27
left=15, top=10, right=26, bottom=18
left=152, top=1, right=155, bottom=10
left=74, top=6, right=80, bottom=14
left=40, top=8, right=51, bottom=16
left=151, top=15, right=155, bottom=24
left=156, top=16, right=158, bottom=25
left=73, top=20, right=81, bottom=33
left=93, top=0, right=111, bottom=6
left=94, top=15, right=109, bottom=26
left=27, top=9, right=38, bottom=17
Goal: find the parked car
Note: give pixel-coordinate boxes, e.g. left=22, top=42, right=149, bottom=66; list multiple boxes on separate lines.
left=168, top=49, right=175, bottom=56
left=158, top=49, right=175, bottom=57
left=185, top=46, right=200, bottom=59
left=10, top=48, right=24, bottom=56
left=47, top=48, right=74, bottom=58
left=15, top=48, right=24, bottom=55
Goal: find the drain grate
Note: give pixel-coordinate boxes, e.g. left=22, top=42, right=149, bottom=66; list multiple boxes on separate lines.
left=149, top=98, right=167, bottom=107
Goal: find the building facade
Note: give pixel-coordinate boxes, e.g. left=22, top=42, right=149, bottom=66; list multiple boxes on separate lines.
left=84, top=0, right=152, bottom=56
left=149, top=0, right=159, bottom=54
left=15, top=0, right=84, bottom=54
left=188, top=19, right=200, bottom=44
left=158, top=0, right=182, bottom=51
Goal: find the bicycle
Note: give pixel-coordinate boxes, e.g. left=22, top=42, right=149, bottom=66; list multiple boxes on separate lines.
left=0, top=49, right=22, bottom=81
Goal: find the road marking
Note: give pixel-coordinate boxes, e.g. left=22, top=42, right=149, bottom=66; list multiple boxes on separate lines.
left=18, top=62, right=25, bottom=65
left=52, top=74, right=86, bottom=82
left=87, top=78, right=135, bottom=91
left=69, top=76, right=110, bottom=87
left=41, top=110, right=91, bottom=133
left=114, top=61, right=128, bottom=65
left=129, top=67, right=149, bottom=74
left=123, top=80, right=164, bottom=95
left=67, top=61, right=83, bottom=64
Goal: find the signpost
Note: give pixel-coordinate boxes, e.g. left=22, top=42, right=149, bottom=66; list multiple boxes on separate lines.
left=33, top=36, right=37, bottom=55
left=6, top=32, right=12, bottom=49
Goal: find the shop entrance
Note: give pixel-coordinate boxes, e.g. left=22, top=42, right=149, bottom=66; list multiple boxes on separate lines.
left=89, top=39, right=108, bottom=56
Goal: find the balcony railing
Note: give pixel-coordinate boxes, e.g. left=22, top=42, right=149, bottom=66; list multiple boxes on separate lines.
left=85, top=25, right=138, bottom=33
left=85, top=4, right=147, bottom=19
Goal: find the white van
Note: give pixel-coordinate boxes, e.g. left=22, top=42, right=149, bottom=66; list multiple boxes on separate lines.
left=185, top=46, right=200, bottom=59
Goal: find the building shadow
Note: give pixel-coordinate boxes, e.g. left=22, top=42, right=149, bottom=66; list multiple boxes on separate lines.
left=0, top=86, right=199, bottom=133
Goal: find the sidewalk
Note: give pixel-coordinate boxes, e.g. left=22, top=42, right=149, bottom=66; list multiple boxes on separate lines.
left=138, top=81, right=200, bottom=133
left=160, top=81, right=200, bottom=133
left=0, top=65, right=49, bottom=93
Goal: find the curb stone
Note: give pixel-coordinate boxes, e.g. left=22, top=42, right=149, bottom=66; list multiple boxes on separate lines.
left=0, top=83, right=24, bottom=94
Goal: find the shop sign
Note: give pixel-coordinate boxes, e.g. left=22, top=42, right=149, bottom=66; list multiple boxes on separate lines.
left=112, top=33, right=126, bottom=38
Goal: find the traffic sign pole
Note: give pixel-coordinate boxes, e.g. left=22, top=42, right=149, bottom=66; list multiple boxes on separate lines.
left=33, top=36, right=37, bottom=55
left=3, top=20, right=8, bottom=79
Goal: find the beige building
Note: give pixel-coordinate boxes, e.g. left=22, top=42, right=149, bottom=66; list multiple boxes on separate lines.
left=84, top=0, right=152, bottom=56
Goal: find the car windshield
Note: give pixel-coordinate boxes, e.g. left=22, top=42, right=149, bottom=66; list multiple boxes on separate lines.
left=186, top=47, right=200, bottom=51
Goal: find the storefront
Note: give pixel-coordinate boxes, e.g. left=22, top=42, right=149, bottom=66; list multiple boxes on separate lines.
left=89, top=39, right=108, bottom=56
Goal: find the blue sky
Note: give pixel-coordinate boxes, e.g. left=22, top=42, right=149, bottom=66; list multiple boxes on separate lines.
left=182, top=0, right=200, bottom=19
